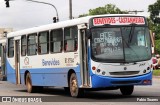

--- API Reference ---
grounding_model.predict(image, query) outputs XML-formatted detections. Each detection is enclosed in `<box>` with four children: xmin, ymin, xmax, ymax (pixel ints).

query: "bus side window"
<box><xmin>38</xmin><ymin>31</ymin><xmax>49</xmax><ymax>54</ymax></box>
<box><xmin>50</xmin><ymin>29</ymin><xmax>63</xmax><ymax>53</ymax></box>
<box><xmin>21</xmin><ymin>35</ymin><xmax>27</xmax><ymax>56</ymax></box>
<box><xmin>38</xmin><ymin>45</ymin><xmax>41</xmax><ymax>54</ymax></box>
<box><xmin>64</xmin><ymin>41</ymin><xmax>67</xmax><ymax>51</ymax></box>
<box><xmin>27</xmin><ymin>33</ymin><xmax>37</xmax><ymax>56</ymax></box>
<box><xmin>64</xmin><ymin>26</ymin><xmax>78</xmax><ymax>52</ymax></box>
<box><xmin>8</xmin><ymin>38</ymin><xmax>14</xmax><ymax>58</ymax></box>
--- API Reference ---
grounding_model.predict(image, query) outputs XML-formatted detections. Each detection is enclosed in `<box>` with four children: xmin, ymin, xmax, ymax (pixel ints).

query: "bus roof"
<box><xmin>7</xmin><ymin>14</ymin><xmax>145</xmax><ymax>38</ymax></box>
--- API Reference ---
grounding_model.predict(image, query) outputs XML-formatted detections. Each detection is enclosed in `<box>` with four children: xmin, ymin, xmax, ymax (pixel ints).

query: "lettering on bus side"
<box><xmin>65</xmin><ymin>58</ymin><xmax>75</xmax><ymax>66</ymax></box>
<box><xmin>65</xmin><ymin>58</ymin><xmax>74</xmax><ymax>63</ymax></box>
<box><xmin>42</xmin><ymin>58</ymin><xmax>60</xmax><ymax>66</ymax></box>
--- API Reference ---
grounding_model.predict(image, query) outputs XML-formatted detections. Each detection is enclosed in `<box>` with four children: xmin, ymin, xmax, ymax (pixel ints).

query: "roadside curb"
<box><xmin>153</xmin><ymin>76</ymin><xmax>160</xmax><ymax>78</ymax></box>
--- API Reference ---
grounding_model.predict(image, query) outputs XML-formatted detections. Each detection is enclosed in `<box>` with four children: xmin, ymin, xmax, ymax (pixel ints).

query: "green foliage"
<box><xmin>155</xmin><ymin>40</ymin><xmax>160</xmax><ymax>54</ymax></box>
<box><xmin>79</xmin><ymin>14</ymin><xmax>88</xmax><ymax>18</ymax></box>
<box><xmin>153</xmin><ymin>69</ymin><xmax>160</xmax><ymax>76</ymax></box>
<box><xmin>79</xmin><ymin>4</ymin><xmax>128</xmax><ymax>17</ymax></box>
<box><xmin>148</xmin><ymin>0</ymin><xmax>160</xmax><ymax>54</ymax></box>
<box><xmin>89</xmin><ymin>7</ymin><xmax>107</xmax><ymax>15</ymax></box>
<box><xmin>148</xmin><ymin>0</ymin><xmax>160</xmax><ymax>31</ymax></box>
<box><xmin>148</xmin><ymin>0</ymin><xmax>160</xmax><ymax>21</ymax></box>
<box><xmin>154</xmin><ymin>25</ymin><xmax>160</xmax><ymax>39</ymax></box>
<box><xmin>147</xmin><ymin>18</ymin><xmax>160</xmax><ymax>39</ymax></box>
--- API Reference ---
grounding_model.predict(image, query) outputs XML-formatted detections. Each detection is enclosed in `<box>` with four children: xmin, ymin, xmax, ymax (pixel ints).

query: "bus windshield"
<box><xmin>91</xmin><ymin>26</ymin><xmax>152</xmax><ymax>63</ymax></box>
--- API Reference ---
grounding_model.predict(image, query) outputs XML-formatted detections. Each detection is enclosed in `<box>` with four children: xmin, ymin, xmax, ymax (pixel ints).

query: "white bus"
<box><xmin>6</xmin><ymin>14</ymin><xmax>152</xmax><ymax>97</ymax></box>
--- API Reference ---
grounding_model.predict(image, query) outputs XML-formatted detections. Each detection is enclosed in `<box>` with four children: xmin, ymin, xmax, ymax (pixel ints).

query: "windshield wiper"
<box><xmin>121</xmin><ymin>25</ymin><xmax>141</xmax><ymax>62</ymax></box>
<box><xmin>128</xmin><ymin>23</ymin><xmax>137</xmax><ymax>43</ymax></box>
<box><xmin>121</xmin><ymin>35</ymin><xmax>141</xmax><ymax>62</ymax></box>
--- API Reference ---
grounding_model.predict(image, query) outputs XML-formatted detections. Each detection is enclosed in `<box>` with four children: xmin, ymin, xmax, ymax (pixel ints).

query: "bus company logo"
<box><xmin>24</xmin><ymin>57</ymin><xmax>29</xmax><ymax>65</ymax></box>
<box><xmin>42</xmin><ymin>58</ymin><xmax>60</xmax><ymax>66</ymax></box>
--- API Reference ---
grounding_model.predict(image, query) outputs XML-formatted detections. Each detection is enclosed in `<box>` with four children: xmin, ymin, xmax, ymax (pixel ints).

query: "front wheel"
<box><xmin>120</xmin><ymin>85</ymin><xmax>134</xmax><ymax>96</ymax></box>
<box><xmin>69</xmin><ymin>73</ymin><xmax>84</xmax><ymax>97</ymax></box>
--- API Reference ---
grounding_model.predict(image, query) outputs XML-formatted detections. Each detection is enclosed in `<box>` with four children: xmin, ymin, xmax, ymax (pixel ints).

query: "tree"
<box><xmin>155</xmin><ymin>40</ymin><xmax>160</xmax><ymax>54</ymax></box>
<box><xmin>79</xmin><ymin>4</ymin><xmax>128</xmax><ymax>17</ymax></box>
<box><xmin>148</xmin><ymin>0</ymin><xmax>160</xmax><ymax>41</ymax></box>
<box><xmin>148</xmin><ymin>0</ymin><xmax>160</xmax><ymax>23</ymax></box>
<box><xmin>79</xmin><ymin>14</ymin><xmax>88</xmax><ymax>18</ymax></box>
<box><xmin>148</xmin><ymin>0</ymin><xmax>160</xmax><ymax>54</ymax></box>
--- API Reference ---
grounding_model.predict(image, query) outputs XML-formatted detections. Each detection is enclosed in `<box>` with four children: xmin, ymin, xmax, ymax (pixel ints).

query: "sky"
<box><xmin>0</xmin><ymin>0</ymin><xmax>157</xmax><ymax>30</ymax></box>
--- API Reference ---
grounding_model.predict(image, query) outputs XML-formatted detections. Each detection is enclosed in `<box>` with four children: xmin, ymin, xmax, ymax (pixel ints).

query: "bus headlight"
<box><xmin>147</xmin><ymin>67</ymin><xmax>150</xmax><ymax>70</ymax></box>
<box><xmin>97</xmin><ymin>69</ymin><xmax>101</xmax><ymax>73</ymax></box>
<box><xmin>102</xmin><ymin>71</ymin><xmax>106</xmax><ymax>75</ymax></box>
<box><xmin>143</xmin><ymin>70</ymin><xmax>147</xmax><ymax>73</ymax></box>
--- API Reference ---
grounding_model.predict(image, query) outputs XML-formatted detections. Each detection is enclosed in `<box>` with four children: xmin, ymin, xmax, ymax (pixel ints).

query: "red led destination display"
<box><xmin>93</xmin><ymin>17</ymin><xmax>145</xmax><ymax>26</ymax></box>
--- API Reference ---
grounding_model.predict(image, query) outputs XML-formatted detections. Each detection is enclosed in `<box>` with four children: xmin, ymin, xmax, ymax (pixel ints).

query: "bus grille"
<box><xmin>109</xmin><ymin>71</ymin><xmax>140</xmax><ymax>76</ymax></box>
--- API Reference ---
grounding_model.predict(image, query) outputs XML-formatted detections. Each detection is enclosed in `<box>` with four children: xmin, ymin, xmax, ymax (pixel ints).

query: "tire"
<box><xmin>36</xmin><ymin>86</ymin><xmax>44</xmax><ymax>92</ymax></box>
<box><xmin>69</xmin><ymin>73</ymin><xmax>84</xmax><ymax>98</ymax></box>
<box><xmin>120</xmin><ymin>85</ymin><xmax>134</xmax><ymax>96</ymax></box>
<box><xmin>26</xmin><ymin>73</ymin><xmax>37</xmax><ymax>93</ymax></box>
<box><xmin>64</xmin><ymin>87</ymin><xmax>70</xmax><ymax>95</ymax></box>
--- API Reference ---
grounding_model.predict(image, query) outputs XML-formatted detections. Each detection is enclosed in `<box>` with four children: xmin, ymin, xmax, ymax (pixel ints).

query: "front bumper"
<box><xmin>91</xmin><ymin>72</ymin><xmax>152</xmax><ymax>88</ymax></box>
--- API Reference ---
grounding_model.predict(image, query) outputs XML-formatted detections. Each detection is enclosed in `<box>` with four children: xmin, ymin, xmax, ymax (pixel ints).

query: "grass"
<box><xmin>153</xmin><ymin>69</ymin><xmax>160</xmax><ymax>76</ymax></box>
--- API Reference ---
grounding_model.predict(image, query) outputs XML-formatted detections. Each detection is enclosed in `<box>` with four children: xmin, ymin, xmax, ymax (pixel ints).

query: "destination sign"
<box><xmin>93</xmin><ymin>17</ymin><xmax>145</xmax><ymax>26</ymax></box>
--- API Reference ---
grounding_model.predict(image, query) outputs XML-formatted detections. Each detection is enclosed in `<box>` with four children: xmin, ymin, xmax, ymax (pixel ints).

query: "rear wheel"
<box><xmin>69</xmin><ymin>73</ymin><xmax>84</xmax><ymax>97</ymax></box>
<box><xmin>120</xmin><ymin>85</ymin><xmax>134</xmax><ymax>96</ymax></box>
<box><xmin>26</xmin><ymin>73</ymin><xmax>37</xmax><ymax>93</ymax></box>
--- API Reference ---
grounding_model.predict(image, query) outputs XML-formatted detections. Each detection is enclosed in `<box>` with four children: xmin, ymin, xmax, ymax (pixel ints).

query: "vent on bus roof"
<box><xmin>109</xmin><ymin>71</ymin><xmax>140</xmax><ymax>76</ymax></box>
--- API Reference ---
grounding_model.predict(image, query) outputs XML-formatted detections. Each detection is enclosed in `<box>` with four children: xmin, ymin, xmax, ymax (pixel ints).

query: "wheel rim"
<box><xmin>70</xmin><ymin>77</ymin><xmax>78</xmax><ymax>95</ymax></box>
<box><xmin>26</xmin><ymin>76</ymin><xmax>32</xmax><ymax>92</ymax></box>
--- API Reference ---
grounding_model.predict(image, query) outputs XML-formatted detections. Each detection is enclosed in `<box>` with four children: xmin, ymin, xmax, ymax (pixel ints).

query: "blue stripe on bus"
<box><xmin>6</xmin><ymin>60</ymin><xmax>16</xmax><ymax>84</ymax></box>
<box><xmin>20</xmin><ymin>67</ymin><xmax>81</xmax><ymax>87</ymax></box>
<box><xmin>6</xmin><ymin>59</ymin><xmax>82</xmax><ymax>87</ymax></box>
<box><xmin>91</xmin><ymin>72</ymin><xmax>152</xmax><ymax>88</ymax></box>
<box><xmin>88</xmin><ymin>46</ymin><xmax>94</xmax><ymax>76</ymax></box>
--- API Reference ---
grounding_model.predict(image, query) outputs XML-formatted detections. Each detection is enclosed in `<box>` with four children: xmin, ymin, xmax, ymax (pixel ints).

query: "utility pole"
<box><xmin>69</xmin><ymin>0</ymin><xmax>72</xmax><ymax>19</ymax></box>
<box><xmin>128</xmin><ymin>10</ymin><xmax>144</xmax><ymax>14</ymax></box>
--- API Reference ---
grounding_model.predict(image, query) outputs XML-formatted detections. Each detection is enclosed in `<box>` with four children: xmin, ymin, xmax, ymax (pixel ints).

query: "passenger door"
<box><xmin>79</xmin><ymin>28</ymin><xmax>90</xmax><ymax>87</ymax></box>
<box><xmin>15</xmin><ymin>39</ymin><xmax>21</xmax><ymax>84</ymax></box>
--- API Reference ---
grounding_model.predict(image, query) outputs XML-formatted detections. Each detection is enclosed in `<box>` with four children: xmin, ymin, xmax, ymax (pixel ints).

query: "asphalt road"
<box><xmin>0</xmin><ymin>77</ymin><xmax>159</xmax><ymax>105</ymax></box>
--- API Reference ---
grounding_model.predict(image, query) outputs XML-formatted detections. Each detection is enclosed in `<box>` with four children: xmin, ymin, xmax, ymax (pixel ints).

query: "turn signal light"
<box><xmin>92</xmin><ymin>66</ymin><xmax>96</xmax><ymax>70</ymax></box>
<box><xmin>143</xmin><ymin>80</ymin><xmax>151</xmax><ymax>84</ymax></box>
